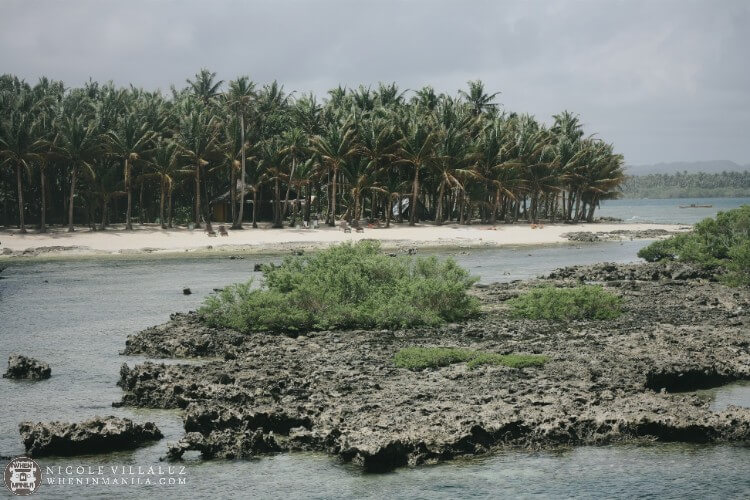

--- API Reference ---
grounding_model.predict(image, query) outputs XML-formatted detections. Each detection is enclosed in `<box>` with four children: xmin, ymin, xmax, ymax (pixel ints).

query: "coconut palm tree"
<box><xmin>55</xmin><ymin>114</ymin><xmax>101</xmax><ymax>231</ymax></box>
<box><xmin>147</xmin><ymin>138</ymin><xmax>182</xmax><ymax>228</ymax></box>
<box><xmin>224</xmin><ymin>76</ymin><xmax>255</xmax><ymax>228</ymax></box>
<box><xmin>0</xmin><ymin>92</ymin><xmax>43</xmax><ymax>233</ymax></box>
<box><xmin>175</xmin><ymin>102</ymin><xmax>219</xmax><ymax>228</ymax></box>
<box><xmin>459</xmin><ymin>80</ymin><xmax>501</xmax><ymax>116</ymax></box>
<box><xmin>105</xmin><ymin>111</ymin><xmax>155</xmax><ymax>229</ymax></box>
<box><xmin>396</xmin><ymin>114</ymin><xmax>438</xmax><ymax>226</ymax></box>
<box><xmin>310</xmin><ymin>119</ymin><xmax>357</xmax><ymax>225</ymax></box>
<box><xmin>187</xmin><ymin>68</ymin><xmax>224</xmax><ymax>106</ymax></box>
<box><xmin>280</xmin><ymin>127</ymin><xmax>307</xmax><ymax>219</ymax></box>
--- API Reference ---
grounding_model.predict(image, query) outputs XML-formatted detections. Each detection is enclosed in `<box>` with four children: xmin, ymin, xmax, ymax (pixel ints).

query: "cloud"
<box><xmin>1</xmin><ymin>0</ymin><xmax>748</xmax><ymax>165</ymax></box>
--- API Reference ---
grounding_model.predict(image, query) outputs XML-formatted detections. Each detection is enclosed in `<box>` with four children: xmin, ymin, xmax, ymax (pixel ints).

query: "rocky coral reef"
<box><xmin>3</xmin><ymin>355</ymin><xmax>51</xmax><ymax>380</ymax></box>
<box><xmin>117</xmin><ymin>262</ymin><xmax>750</xmax><ymax>471</ymax></box>
<box><xmin>19</xmin><ymin>416</ymin><xmax>163</xmax><ymax>457</ymax></box>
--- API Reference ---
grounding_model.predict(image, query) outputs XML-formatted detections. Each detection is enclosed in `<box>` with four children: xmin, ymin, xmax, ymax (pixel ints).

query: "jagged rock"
<box><xmin>117</xmin><ymin>262</ymin><xmax>750</xmax><ymax>471</ymax></box>
<box><xmin>167</xmin><ymin>429</ymin><xmax>280</xmax><ymax>460</ymax></box>
<box><xmin>3</xmin><ymin>355</ymin><xmax>51</xmax><ymax>380</ymax></box>
<box><xmin>563</xmin><ymin>231</ymin><xmax>600</xmax><ymax>242</ymax></box>
<box><xmin>545</xmin><ymin>261</ymin><xmax>714</xmax><ymax>282</ymax></box>
<box><xmin>19</xmin><ymin>416</ymin><xmax>162</xmax><ymax>457</ymax></box>
<box><xmin>562</xmin><ymin>228</ymin><xmax>677</xmax><ymax>242</ymax></box>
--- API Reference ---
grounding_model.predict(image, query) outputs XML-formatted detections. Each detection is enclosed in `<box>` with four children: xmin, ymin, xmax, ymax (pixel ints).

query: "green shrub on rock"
<box><xmin>638</xmin><ymin>205</ymin><xmax>750</xmax><ymax>285</ymax></box>
<box><xmin>393</xmin><ymin>347</ymin><xmax>548</xmax><ymax>371</ymax></box>
<box><xmin>506</xmin><ymin>285</ymin><xmax>623</xmax><ymax>320</ymax></box>
<box><xmin>199</xmin><ymin>241</ymin><xmax>480</xmax><ymax>333</ymax></box>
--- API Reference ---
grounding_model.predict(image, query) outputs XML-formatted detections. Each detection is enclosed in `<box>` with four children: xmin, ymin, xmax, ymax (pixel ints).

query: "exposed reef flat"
<box><xmin>117</xmin><ymin>262</ymin><xmax>750</xmax><ymax>471</ymax></box>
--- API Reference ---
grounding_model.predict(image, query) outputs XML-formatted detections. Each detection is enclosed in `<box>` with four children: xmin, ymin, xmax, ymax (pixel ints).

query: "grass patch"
<box><xmin>198</xmin><ymin>241</ymin><xmax>480</xmax><ymax>333</ymax></box>
<box><xmin>393</xmin><ymin>347</ymin><xmax>549</xmax><ymax>371</ymax></box>
<box><xmin>466</xmin><ymin>352</ymin><xmax>550</xmax><ymax>369</ymax></box>
<box><xmin>638</xmin><ymin>205</ymin><xmax>750</xmax><ymax>286</ymax></box>
<box><xmin>506</xmin><ymin>285</ymin><xmax>623</xmax><ymax>320</ymax></box>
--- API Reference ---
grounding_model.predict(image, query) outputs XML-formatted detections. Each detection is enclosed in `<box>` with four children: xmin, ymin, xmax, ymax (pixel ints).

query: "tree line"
<box><xmin>0</xmin><ymin>70</ymin><xmax>626</xmax><ymax>233</ymax></box>
<box><xmin>620</xmin><ymin>171</ymin><xmax>750</xmax><ymax>199</ymax></box>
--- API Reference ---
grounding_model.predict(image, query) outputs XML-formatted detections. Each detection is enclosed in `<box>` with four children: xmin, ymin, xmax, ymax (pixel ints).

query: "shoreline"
<box><xmin>0</xmin><ymin>222</ymin><xmax>689</xmax><ymax>261</ymax></box>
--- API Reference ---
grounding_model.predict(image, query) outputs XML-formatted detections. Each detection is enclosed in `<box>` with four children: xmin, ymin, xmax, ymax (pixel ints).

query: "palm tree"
<box><xmin>357</xmin><ymin>115</ymin><xmax>398</xmax><ymax>222</ymax></box>
<box><xmin>175</xmin><ymin>103</ymin><xmax>219</xmax><ymax>228</ymax></box>
<box><xmin>459</xmin><ymin>80</ymin><xmax>501</xmax><ymax>116</ymax></box>
<box><xmin>0</xmin><ymin>93</ymin><xmax>42</xmax><ymax>233</ymax></box>
<box><xmin>396</xmin><ymin>114</ymin><xmax>438</xmax><ymax>226</ymax></box>
<box><xmin>280</xmin><ymin>127</ymin><xmax>307</xmax><ymax>220</ymax></box>
<box><xmin>225</xmin><ymin>76</ymin><xmax>255</xmax><ymax>228</ymax></box>
<box><xmin>105</xmin><ymin>111</ymin><xmax>154</xmax><ymax>229</ymax></box>
<box><xmin>56</xmin><ymin>114</ymin><xmax>100</xmax><ymax>231</ymax></box>
<box><xmin>310</xmin><ymin>119</ymin><xmax>357</xmax><ymax>225</ymax></box>
<box><xmin>147</xmin><ymin>138</ymin><xmax>181</xmax><ymax>228</ymax></box>
<box><xmin>187</xmin><ymin>68</ymin><xmax>224</xmax><ymax>105</ymax></box>
<box><xmin>258</xmin><ymin>138</ymin><xmax>286</xmax><ymax>228</ymax></box>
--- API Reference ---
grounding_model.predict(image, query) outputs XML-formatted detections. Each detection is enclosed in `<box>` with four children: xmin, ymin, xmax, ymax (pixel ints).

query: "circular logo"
<box><xmin>3</xmin><ymin>457</ymin><xmax>42</xmax><ymax>496</ymax></box>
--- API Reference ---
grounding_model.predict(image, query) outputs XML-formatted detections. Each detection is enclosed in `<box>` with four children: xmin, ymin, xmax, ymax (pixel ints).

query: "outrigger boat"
<box><xmin>679</xmin><ymin>203</ymin><xmax>713</xmax><ymax>208</ymax></box>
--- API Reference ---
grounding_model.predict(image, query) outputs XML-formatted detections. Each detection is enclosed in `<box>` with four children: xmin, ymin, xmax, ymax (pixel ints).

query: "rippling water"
<box><xmin>1</xmin><ymin>242</ymin><xmax>749</xmax><ymax>499</ymax></box>
<box><xmin>598</xmin><ymin>197</ymin><xmax>750</xmax><ymax>225</ymax></box>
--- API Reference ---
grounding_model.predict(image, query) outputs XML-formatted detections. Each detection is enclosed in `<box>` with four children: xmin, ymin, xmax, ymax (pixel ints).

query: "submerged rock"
<box><xmin>19</xmin><ymin>416</ymin><xmax>163</xmax><ymax>457</ymax></box>
<box><xmin>3</xmin><ymin>355</ymin><xmax>51</xmax><ymax>380</ymax></box>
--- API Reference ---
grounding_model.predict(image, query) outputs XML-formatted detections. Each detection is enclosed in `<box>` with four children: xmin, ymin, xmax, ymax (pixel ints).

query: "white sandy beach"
<box><xmin>0</xmin><ymin>222</ymin><xmax>688</xmax><ymax>258</ymax></box>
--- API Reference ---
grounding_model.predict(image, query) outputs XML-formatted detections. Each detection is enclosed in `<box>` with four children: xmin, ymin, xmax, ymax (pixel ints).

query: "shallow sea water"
<box><xmin>1</xmin><ymin>239</ymin><xmax>749</xmax><ymax>498</ymax></box>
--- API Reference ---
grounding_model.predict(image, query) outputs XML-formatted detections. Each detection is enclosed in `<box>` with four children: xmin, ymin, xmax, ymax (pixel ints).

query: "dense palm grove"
<box><xmin>621</xmin><ymin>171</ymin><xmax>750</xmax><ymax>199</ymax></box>
<box><xmin>0</xmin><ymin>70</ymin><xmax>625</xmax><ymax>233</ymax></box>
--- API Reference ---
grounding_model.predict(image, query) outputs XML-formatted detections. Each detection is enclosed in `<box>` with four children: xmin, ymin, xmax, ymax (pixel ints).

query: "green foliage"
<box><xmin>199</xmin><ymin>241</ymin><xmax>480</xmax><ymax>333</ymax></box>
<box><xmin>621</xmin><ymin>171</ymin><xmax>750</xmax><ymax>199</ymax></box>
<box><xmin>638</xmin><ymin>205</ymin><xmax>750</xmax><ymax>285</ymax></box>
<box><xmin>506</xmin><ymin>285</ymin><xmax>623</xmax><ymax>320</ymax></box>
<box><xmin>393</xmin><ymin>347</ymin><xmax>548</xmax><ymax>371</ymax></box>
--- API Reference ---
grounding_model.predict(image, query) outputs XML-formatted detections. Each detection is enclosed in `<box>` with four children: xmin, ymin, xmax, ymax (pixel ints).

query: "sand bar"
<box><xmin>0</xmin><ymin>222</ymin><xmax>688</xmax><ymax>259</ymax></box>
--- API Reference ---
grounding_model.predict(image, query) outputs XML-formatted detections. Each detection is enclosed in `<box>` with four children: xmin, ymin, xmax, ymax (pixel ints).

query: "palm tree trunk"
<box><xmin>490</xmin><ymin>187</ymin><xmax>500</xmax><ymax>224</ymax></box>
<box><xmin>252</xmin><ymin>187</ymin><xmax>258</xmax><ymax>228</ymax></box>
<box><xmin>305</xmin><ymin>185</ymin><xmax>311</xmax><ymax>223</ymax></box>
<box><xmin>67</xmin><ymin>165</ymin><xmax>76</xmax><ymax>232</ymax></box>
<box><xmin>273</xmin><ymin>176</ymin><xmax>282</xmax><ymax>228</ymax></box>
<box><xmin>435</xmin><ymin>181</ymin><xmax>445</xmax><ymax>225</ymax></box>
<box><xmin>139</xmin><ymin>180</ymin><xmax>145</xmax><ymax>224</ymax></box>
<box><xmin>230</xmin><ymin>164</ymin><xmax>236</xmax><ymax>225</ymax></box>
<box><xmin>409</xmin><ymin>165</ymin><xmax>419</xmax><ymax>226</ymax></box>
<box><xmin>573</xmin><ymin>188</ymin><xmax>582</xmax><ymax>222</ymax></box>
<box><xmin>328</xmin><ymin>167</ymin><xmax>337</xmax><ymax>226</ymax></box>
<box><xmin>167</xmin><ymin>183</ymin><xmax>174</xmax><ymax>228</ymax></box>
<box><xmin>160</xmin><ymin>177</ymin><xmax>167</xmax><ymax>229</ymax></box>
<box><xmin>15</xmin><ymin>163</ymin><xmax>26</xmax><ymax>233</ymax></box>
<box><xmin>386</xmin><ymin>195</ymin><xmax>392</xmax><ymax>228</ymax></box>
<box><xmin>99</xmin><ymin>197</ymin><xmax>107</xmax><ymax>231</ymax></box>
<box><xmin>235</xmin><ymin>114</ymin><xmax>246</xmax><ymax>229</ymax></box>
<box><xmin>283</xmin><ymin>157</ymin><xmax>296</xmax><ymax>219</ymax></box>
<box><xmin>125</xmin><ymin>158</ymin><xmax>132</xmax><ymax>230</ymax></box>
<box><xmin>194</xmin><ymin>161</ymin><xmax>201</xmax><ymax>228</ymax></box>
<box><xmin>39</xmin><ymin>167</ymin><xmax>47</xmax><ymax>233</ymax></box>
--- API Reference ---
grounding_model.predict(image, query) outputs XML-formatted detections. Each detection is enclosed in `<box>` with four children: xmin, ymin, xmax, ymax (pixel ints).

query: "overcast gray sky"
<box><xmin>1</xmin><ymin>0</ymin><xmax>748</xmax><ymax>165</ymax></box>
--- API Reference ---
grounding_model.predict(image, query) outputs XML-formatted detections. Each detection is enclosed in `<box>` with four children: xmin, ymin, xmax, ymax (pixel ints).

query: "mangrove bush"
<box><xmin>199</xmin><ymin>241</ymin><xmax>480</xmax><ymax>332</ymax></box>
<box><xmin>638</xmin><ymin>205</ymin><xmax>750</xmax><ymax>285</ymax></box>
<box><xmin>393</xmin><ymin>347</ymin><xmax>548</xmax><ymax>371</ymax></box>
<box><xmin>506</xmin><ymin>285</ymin><xmax>623</xmax><ymax>320</ymax></box>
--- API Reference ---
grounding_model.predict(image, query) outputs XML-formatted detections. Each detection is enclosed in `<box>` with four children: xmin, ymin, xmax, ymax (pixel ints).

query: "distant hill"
<box><xmin>626</xmin><ymin>161</ymin><xmax>750</xmax><ymax>176</ymax></box>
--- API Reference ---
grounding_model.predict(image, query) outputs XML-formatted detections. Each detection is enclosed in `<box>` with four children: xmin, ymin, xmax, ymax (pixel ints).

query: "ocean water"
<box><xmin>598</xmin><ymin>197</ymin><xmax>750</xmax><ymax>225</ymax></box>
<box><xmin>1</xmin><ymin>243</ymin><xmax>749</xmax><ymax>499</ymax></box>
